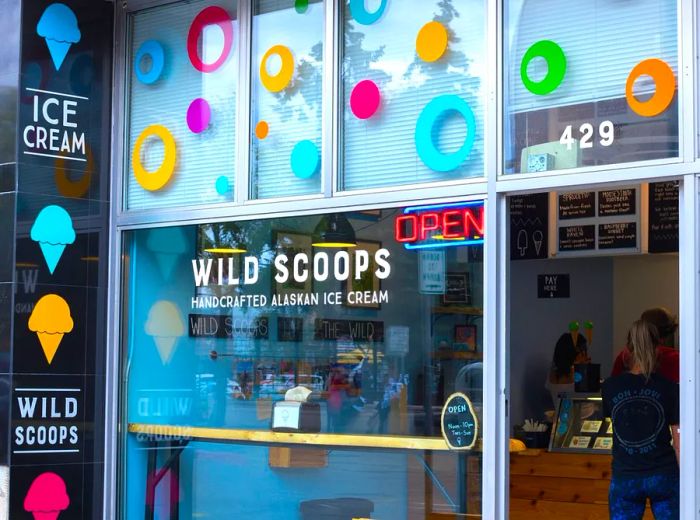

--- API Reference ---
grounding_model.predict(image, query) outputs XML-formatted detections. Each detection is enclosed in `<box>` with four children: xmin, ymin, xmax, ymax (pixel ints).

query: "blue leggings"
<box><xmin>609</xmin><ymin>473</ymin><xmax>680</xmax><ymax>520</ymax></box>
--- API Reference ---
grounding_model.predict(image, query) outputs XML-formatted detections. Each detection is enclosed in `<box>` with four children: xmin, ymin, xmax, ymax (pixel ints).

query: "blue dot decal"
<box><xmin>415</xmin><ymin>95</ymin><xmax>476</xmax><ymax>172</ymax></box>
<box><xmin>290</xmin><ymin>140</ymin><xmax>320</xmax><ymax>179</ymax></box>
<box><xmin>215</xmin><ymin>176</ymin><xmax>230</xmax><ymax>195</ymax></box>
<box><xmin>135</xmin><ymin>40</ymin><xmax>165</xmax><ymax>85</ymax></box>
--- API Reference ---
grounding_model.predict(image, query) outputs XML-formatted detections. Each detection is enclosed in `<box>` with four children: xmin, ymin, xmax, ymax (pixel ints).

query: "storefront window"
<box><xmin>120</xmin><ymin>204</ymin><xmax>485</xmax><ymax>517</ymax></box>
<box><xmin>126</xmin><ymin>0</ymin><xmax>238</xmax><ymax>210</ymax></box>
<box><xmin>340</xmin><ymin>0</ymin><xmax>486</xmax><ymax>191</ymax></box>
<box><xmin>250</xmin><ymin>0</ymin><xmax>323</xmax><ymax>199</ymax></box>
<box><xmin>505</xmin><ymin>0</ymin><xmax>678</xmax><ymax>174</ymax></box>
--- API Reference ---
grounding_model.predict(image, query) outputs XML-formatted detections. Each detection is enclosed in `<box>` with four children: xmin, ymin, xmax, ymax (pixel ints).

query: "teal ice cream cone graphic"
<box><xmin>31</xmin><ymin>206</ymin><xmax>76</xmax><ymax>274</ymax></box>
<box><xmin>37</xmin><ymin>3</ymin><xmax>81</xmax><ymax>71</ymax></box>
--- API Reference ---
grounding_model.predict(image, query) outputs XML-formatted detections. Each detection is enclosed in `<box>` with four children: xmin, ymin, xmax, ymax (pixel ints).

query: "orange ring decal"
<box><xmin>55</xmin><ymin>146</ymin><xmax>93</xmax><ymax>198</ymax></box>
<box><xmin>625</xmin><ymin>58</ymin><xmax>676</xmax><ymax>118</ymax></box>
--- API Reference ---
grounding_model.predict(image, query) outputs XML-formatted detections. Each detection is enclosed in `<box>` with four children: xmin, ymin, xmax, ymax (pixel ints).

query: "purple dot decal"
<box><xmin>350</xmin><ymin>79</ymin><xmax>381</xmax><ymax>119</ymax></box>
<box><xmin>187</xmin><ymin>98</ymin><xmax>211</xmax><ymax>133</ymax></box>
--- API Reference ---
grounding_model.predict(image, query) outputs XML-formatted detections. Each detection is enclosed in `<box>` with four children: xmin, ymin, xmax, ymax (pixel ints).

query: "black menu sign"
<box><xmin>314</xmin><ymin>319</ymin><xmax>384</xmax><ymax>342</ymax></box>
<box><xmin>188</xmin><ymin>314</ymin><xmax>269</xmax><ymax>339</ymax></box>
<box><xmin>441</xmin><ymin>393</ymin><xmax>478</xmax><ymax>450</ymax></box>
<box><xmin>278</xmin><ymin>317</ymin><xmax>303</xmax><ymax>342</ymax></box>
<box><xmin>559</xmin><ymin>225</ymin><xmax>595</xmax><ymax>251</ymax></box>
<box><xmin>510</xmin><ymin>193</ymin><xmax>549</xmax><ymax>260</ymax></box>
<box><xmin>648</xmin><ymin>182</ymin><xmax>679</xmax><ymax>253</ymax></box>
<box><xmin>537</xmin><ymin>274</ymin><xmax>571</xmax><ymax>299</ymax></box>
<box><xmin>598</xmin><ymin>189</ymin><xmax>636</xmax><ymax>216</ymax></box>
<box><xmin>559</xmin><ymin>192</ymin><xmax>595</xmax><ymax>220</ymax></box>
<box><xmin>598</xmin><ymin>223</ymin><xmax>637</xmax><ymax>250</ymax></box>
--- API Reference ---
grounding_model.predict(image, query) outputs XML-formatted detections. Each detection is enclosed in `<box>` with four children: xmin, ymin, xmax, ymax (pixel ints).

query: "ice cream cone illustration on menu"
<box><xmin>31</xmin><ymin>205</ymin><xmax>76</xmax><ymax>275</ymax></box>
<box><xmin>23</xmin><ymin>472</ymin><xmax>70</xmax><ymax>520</ymax></box>
<box><xmin>28</xmin><ymin>294</ymin><xmax>74</xmax><ymax>364</ymax></box>
<box><xmin>145</xmin><ymin>301</ymin><xmax>185</xmax><ymax>364</ymax></box>
<box><xmin>37</xmin><ymin>4</ymin><xmax>81</xmax><ymax>71</ymax></box>
<box><xmin>146</xmin><ymin>227</ymin><xmax>188</xmax><ymax>280</ymax></box>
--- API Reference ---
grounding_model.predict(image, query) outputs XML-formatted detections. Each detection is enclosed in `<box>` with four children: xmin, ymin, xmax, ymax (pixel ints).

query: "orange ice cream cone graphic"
<box><xmin>145</xmin><ymin>301</ymin><xmax>185</xmax><ymax>365</ymax></box>
<box><xmin>28</xmin><ymin>295</ymin><xmax>74</xmax><ymax>365</ymax></box>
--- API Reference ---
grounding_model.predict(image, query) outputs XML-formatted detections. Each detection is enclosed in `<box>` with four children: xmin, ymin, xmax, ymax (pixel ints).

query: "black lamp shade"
<box><xmin>312</xmin><ymin>214</ymin><xmax>357</xmax><ymax>247</ymax></box>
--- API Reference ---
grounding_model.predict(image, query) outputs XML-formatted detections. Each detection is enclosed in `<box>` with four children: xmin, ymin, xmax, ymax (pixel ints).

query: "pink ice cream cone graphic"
<box><xmin>37</xmin><ymin>4</ymin><xmax>81</xmax><ymax>71</ymax></box>
<box><xmin>23</xmin><ymin>472</ymin><xmax>70</xmax><ymax>520</ymax></box>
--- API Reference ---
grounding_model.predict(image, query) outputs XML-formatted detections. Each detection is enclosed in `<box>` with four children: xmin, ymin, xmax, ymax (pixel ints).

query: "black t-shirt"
<box><xmin>602</xmin><ymin>373</ymin><xmax>679</xmax><ymax>477</ymax></box>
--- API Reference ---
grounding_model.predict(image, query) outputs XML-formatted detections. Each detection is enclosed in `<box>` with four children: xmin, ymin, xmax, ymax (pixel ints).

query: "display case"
<box><xmin>549</xmin><ymin>393</ymin><xmax>613</xmax><ymax>454</ymax></box>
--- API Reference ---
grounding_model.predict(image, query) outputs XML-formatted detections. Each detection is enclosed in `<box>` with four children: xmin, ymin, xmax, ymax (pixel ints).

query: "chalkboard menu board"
<box><xmin>559</xmin><ymin>192</ymin><xmax>595</xmax><ymax>220</ymax></box>
<box><xmin>441</xmin><ymin>393</ymin><xmax>478</xmax><ymax>450</ymax></box>
<box><xmin>559</xmin><ymin>225</ymin><xmax>596</xmax><ymax>252</ymax></box>
<box><xmin>598</xmin><ymin>189</ymin><xmax>636</xmax><ymax>216</ymax></box>
<box><xmin>649</xmin><ymin>182</ymin><xmax>679</xmax><ymax>253</ymax></box>
<box><xmin>598</xmin><ymin>222</ymin><xmax>637</xmax><ymax>250</ymax></box>
<box><xmin>510</xmin><ymin>193</ymin><xmax>549</xmax><ymax>260</ymax></box>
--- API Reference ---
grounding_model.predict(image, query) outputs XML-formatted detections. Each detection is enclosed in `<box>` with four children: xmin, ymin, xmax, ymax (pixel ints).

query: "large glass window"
<box><xmin>250</xmin><ymin>0</ymin><xmax>323</xmax><ymax>199</ymax></box>
<box><xmin>341</xmin><ymin>0</ymin><xmax>486</xmax><ymax>191</ymax></box>
<box><xmin>126</xmin><ymin>0</ymin><xmax>238</xmax><ymax>210</ymax></box>
<box><xmin>505</xmin><ymin>0</ymin><xmax>678</xmax><ymax>174</ymax></box>
<box><xmin>120</xmin><ymin>204</ymin><xmax>485</xmax><ymax>518</ymax></box>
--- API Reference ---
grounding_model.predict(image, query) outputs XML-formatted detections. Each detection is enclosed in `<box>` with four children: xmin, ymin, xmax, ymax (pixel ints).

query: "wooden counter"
<box><xmin>510</xmin><ymin>449</ymin><xmax>653</xmax><ymax>519</ymax></box>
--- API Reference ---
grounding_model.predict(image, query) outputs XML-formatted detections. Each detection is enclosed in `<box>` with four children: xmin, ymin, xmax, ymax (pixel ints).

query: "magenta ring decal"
<box><xmin>187</xmin><ymin>6</ymin><xmax>234</xmax><ymax>73</ymax></box>
<box><xmin>187</xmin><ymin>98</ymin><xmax>211</xmax><ymax>133</ymax></box>
<box><xmin>350</xmin><ymin>79</ymin><xmax>381</xmax><ymax>119</ymax></box>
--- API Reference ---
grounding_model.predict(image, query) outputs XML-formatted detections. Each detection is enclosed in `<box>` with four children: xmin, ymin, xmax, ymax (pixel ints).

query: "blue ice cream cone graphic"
<box><xmin>37</xmin><ymin>3</ymin><xmax>81</xmax><ymax>71</ymax></box>
<box><xmin>31</xmin><ymin>205</ymin><xmax>76</xmax><ymax>274</ymax></box>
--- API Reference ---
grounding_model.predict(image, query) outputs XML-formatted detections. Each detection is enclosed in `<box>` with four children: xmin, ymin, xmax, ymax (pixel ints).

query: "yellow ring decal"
<box><xmin>55</xmin><ymin>145</ymin><xmax>93</xmax><ymax>198</ymax></box>
<box><xmin>260</xmin><ymin>45</ymin><xmax>294</xmax><ymax>93</ymax></box>
<box><xmin>132</xmin><ymin>124</ymin><xmax>177</xmax><ymax>192</ymax></box>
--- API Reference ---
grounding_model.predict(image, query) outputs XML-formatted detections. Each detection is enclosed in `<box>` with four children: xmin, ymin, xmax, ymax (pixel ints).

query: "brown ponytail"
<box><xmin>628</xmin><ymin>320</ymin><xmax>660</xmax><ymax>381</ymax></box>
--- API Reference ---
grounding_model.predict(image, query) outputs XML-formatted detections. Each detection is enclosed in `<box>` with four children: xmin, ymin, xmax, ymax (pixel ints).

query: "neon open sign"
<box><xmin>394</xmin><ymin>201</ymin><xmax>485</xmax><ymax>250</ymax></box>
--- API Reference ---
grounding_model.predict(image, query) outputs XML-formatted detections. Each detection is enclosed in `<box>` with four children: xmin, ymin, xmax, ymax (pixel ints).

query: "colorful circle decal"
<box><xmin>55</xmin><ymin>146</ymin><xmax>93</xmax><ymax>198</ymax></box>
<box><xmin>260</xmin><ymin>45</ymin><xmax>294</xmax><ymax>92</ymax></box>
<box><xmin>132</xmin><ymin>125</ymin><xmax>177</xmax><ymax>191</ymax></box>
<box><xmin>295</xmin><ymin>0</ymin><xmax>309</xmax><ymax>14</ymax></box>
<box><xmin>350</xmin><ymin>79</ymin><xmax>381</xmax><ymax>119</ymax></box>
<box><xmin>349</xmin><ymin>0</ymin><xmax>387</xmax><ymax>25</ymax></box>
<box><xmin>69</xmin><ymin>53</ymin><xmax>94</xmax><ymax>97</ymax></box>
<box><xmin>135</xmin><ymin>40</ymin><xmax>165</xmax><ymax>84</ymax></box>
<box><xmin>416</xmin><ymin>21</ymin><xmax>448</xmax><ymax>63</ymax></box>
<box><xmin>255</xmin><ymin>120</ymin><xmax>269</xmax><ymax>139</ymax></box>
<box><xmin>187</xmin><ymin>6</ymin><xmax>234</xmax><ymax>73</ymax></box>
<box><xmin>187</xmin><ymin>98</ymin><xmax>211</xmax><ymax>133</ymax></box>
<box><xmin>415</xmin><ymin>95</ymin><xmax>476</xmax><ymax>173</ymax></box>
<box><xmin>520</xmin><ymin>40</ymin><xmax>566</xmax><ymax>96</ymax></box>
<box><xmin>215</xmin><ymin>176</ymin><xmax>230</xmax><ymax>195</ymax></box>
<box><xmin>625</xmin><ymin>58</ymin><xmax>676</xmax><ymax>118</ymax></box>
<box><xmin>291</xmin><ymin>140</ymin><xmax>320</xmax><ymax>179</ymax></box>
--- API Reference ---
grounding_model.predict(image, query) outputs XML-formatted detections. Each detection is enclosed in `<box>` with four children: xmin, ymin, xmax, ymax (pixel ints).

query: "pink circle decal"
<box><xmin>187</xmin><ymin>98</ymin><xmax>211</xmax><ymax>133</ymax></box>
<box><xmin>187</xmin><ymin>6</ymin><xmax>234</xmax><ymax>73</ymax></box>
<box><xmin>350</xmin><ymin>79</ymin><xmax>381</xmax><ymax>119</ymax></box>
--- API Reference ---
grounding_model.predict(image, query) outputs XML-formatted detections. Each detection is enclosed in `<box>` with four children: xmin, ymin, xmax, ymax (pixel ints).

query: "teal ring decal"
<box><xmin>349</xmin><ymin>0</ymin><xmax>387</xmax><ymax>25</ymax></box>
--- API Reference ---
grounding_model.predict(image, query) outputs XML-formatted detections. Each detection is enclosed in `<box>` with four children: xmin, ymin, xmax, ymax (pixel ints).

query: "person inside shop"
<box><xmin>611</xmin><ymin>308</ymin><xmax>679</xmax><ymax>383</ymax></box>
<box><xmin>545</xmin><ymin>321</ymin><xmax>590</xmax><ymax>406</ymax></box>
<box><xmin>602</xmin><ymin>320</ymin><xmax>680</xmax><ymax>520</ymax></box>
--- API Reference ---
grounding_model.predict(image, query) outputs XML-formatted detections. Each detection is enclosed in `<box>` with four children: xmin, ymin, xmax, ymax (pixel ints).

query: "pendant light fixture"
<box><xmin>202</xmin><ymin>222</ymin><xmax>248</xmax><ymax>254</ymax></box>
<box><xmin>312</xmin><ymin>214</ymin><xmax>357</xmax><ymax>248</ymax></box>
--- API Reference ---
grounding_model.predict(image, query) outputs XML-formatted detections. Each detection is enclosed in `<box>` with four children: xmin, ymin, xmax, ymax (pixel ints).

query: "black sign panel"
<box><xmin>444</xmin><ymin>273</ymin><xmax>470</xmax><ymax>304</ymax></box>
<box><xmin>649</xmin><ymin>182</ymin><xmax>679</xmax><ymax>253</ymax></box>
<box><xmin>11</xmin><ymin>464</ymin><xmax>85</xmax><ymax>520</ymax></box>
<box><xmin>188</xmin><ymin>314</ymin><xmax>269</xmax><ymax>339</ymax></box>
<box><xmin>537</xmin><ymin>274</ymin><xmax>570</xmax><ymax>299</ymax></box>
<box><xmin>559</xmin><ymin>192</ymin><xmax>595</xmax><ymax>220</ymax></box>
<box><xmin>314</xmin><ymin>319</ymin><xmax>384</xmax><ymax>342</ymax></box>
<box><xmin>278</xmin><ymin>317</ymin><xmax>303</xmax><ymax>342</ymax></box>
<box><xmin>510</xmin><ymin>193</ymin><xmax>549</xmax><ymax>260</ymax></box>
<box><xmin>598</xmin><ymin>222</ymin><xmax>637</xmax><ymax>250</ymax></box>
<box><xmin>598</xmin><ymin>188</ymin><xmax>636</xmax><ymax>216</ymax></box>
<box><xmin>441</xmin><ymin>393</ymin><xmax>478</xmax><ymax>450</ymax></box>
<box><xmin>559</xmin><ymin>225</ymin><xmax>595</xmax><ymax>252</ymax></box>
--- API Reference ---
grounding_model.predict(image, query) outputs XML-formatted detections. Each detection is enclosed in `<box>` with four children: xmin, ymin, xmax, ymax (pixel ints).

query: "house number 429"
<box><xmin>560</xmin><ymin>121</ymin><xmax>614</xmax><ymax>150</ymax></box>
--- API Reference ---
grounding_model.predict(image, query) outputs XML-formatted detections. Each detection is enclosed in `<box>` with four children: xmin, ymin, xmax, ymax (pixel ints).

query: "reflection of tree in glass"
<box><xmin>273</xmin><ymin>41</ymin><xmax>322</xmax><ymax>123</ymax></box>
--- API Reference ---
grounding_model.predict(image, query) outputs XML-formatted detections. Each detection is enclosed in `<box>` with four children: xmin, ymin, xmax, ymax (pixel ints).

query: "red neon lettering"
<box><xmin>442</xmin><ymin>210</ymin><xmax>462</xmax><ymax>238</ymax></box>
<box><xmin>464</xmin><ymin>207</ymin><xmax>484</xmax><ymax>236</ymax></box>
<box><xmin>419</xmin><ymin>212</ymin><xmax>440</xmax><ymax>240</ymax></box>
<box><xmin>395</xmin><ymin>215</ymin><xmax>418</xmax><ymax>242</ymax></box>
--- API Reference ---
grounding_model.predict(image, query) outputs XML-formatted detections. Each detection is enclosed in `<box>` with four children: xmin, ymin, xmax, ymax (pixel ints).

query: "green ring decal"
<box><xmin>520</xmin><ymin>40</ymin><xmax>566</xmax><ymax>95</ymax></box>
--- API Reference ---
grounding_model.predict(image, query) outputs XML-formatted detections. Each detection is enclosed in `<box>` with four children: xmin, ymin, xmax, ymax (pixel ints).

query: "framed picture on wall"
<box><xmin>454</xmin><ymin>325</ymin><xmax>477</xmax><ymax>352</ymax></box>
<box><xmin>344</xmin><ymin>240</ymin><xmax>382</xmax><ymax>309</ymax></box>
<box><xmin>443</xmin><ymin>273</ymin><xmax>471</xmax><ymax>305</ymax></box>
<box><xmin>273</xmin><ymin>231</ymin><xmax>313</xmax><ymax>296</ymax></box>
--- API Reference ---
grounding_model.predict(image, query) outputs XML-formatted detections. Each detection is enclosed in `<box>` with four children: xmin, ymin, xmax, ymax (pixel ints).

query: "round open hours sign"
<box><xmin>441</xmin><ymin>392</ymin><xmax>479</xmax><ymax>450</ymax></box>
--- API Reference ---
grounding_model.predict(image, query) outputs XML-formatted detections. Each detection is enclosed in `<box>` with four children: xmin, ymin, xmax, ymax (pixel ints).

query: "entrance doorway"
<box><xmin>505</xmin><ymin>182</ymin><xmax>681</xmax><ymax>519</ymax></box>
